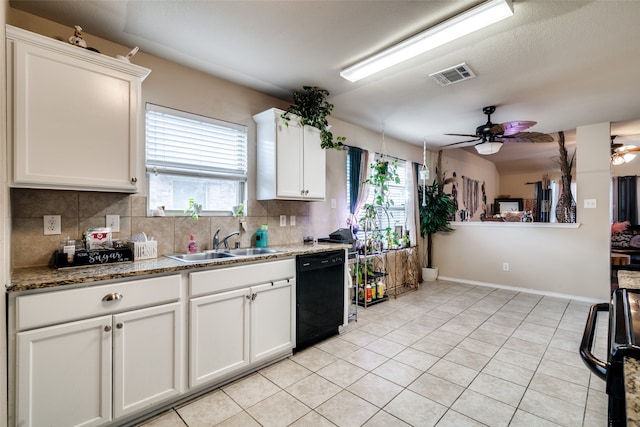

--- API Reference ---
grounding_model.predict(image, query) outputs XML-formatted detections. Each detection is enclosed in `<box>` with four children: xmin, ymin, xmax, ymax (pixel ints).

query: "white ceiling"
<box><xmin>10</xmin><ymin>0</ymin><xmax>640</xmax><ymax>174</ymax></box>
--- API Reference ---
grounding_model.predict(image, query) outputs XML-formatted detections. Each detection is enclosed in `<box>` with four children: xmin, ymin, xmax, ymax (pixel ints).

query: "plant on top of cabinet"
<box><xmin>280</xmin><ymin>86</ymin><xmax>346</xmax><ymax>150</ymax></box>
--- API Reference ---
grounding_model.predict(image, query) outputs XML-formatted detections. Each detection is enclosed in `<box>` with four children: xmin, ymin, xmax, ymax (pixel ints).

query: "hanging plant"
<box><xmin>281</xmin><ymin>86</ymin><xmax>346</xmax><ymax>150</ymax></box>
<box><xmin>360</xmin><ymin>158</ymin><xmax>401</xmax><ymax>249</ymax></box>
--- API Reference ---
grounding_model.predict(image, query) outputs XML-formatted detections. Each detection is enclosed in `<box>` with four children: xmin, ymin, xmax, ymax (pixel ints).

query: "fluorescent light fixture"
<box><xmin>340</xmin><ymin>0</ymin><xmax>514</xmax><ymax>82</ymax></box>
<box><xmin>474</xmin><ymin>141</ymin><xmax>503</xmax><ymax>155</ymax></box>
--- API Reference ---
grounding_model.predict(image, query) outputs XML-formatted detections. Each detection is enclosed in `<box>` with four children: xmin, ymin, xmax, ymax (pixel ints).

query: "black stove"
<box><xmin>581</xmin><ymin>288</ymin><xmax>640</xmax><ymax>425</ymax></box>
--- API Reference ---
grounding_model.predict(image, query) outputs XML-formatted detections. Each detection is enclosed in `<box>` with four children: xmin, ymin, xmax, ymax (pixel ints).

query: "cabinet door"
<box><xmin>275</xmin><ymin>117</ymin><xmax>304</xmax><ymax>198</ymax></box>
<box><xmin>11</xmin><ymin>39</ymin><xmax>139</xmax><ymax>191</ymax></box>
<box><xmin>113</xmin><ymin>302</ymin><xmax>183</xmax><ymax>419</ymax></box>
<box><xmin>189</xmin><ymin>288</ymin><xmax>250</xmax><ymax>387</ymax></box>
<box><xmin>16</xmin><ymin>316</ymin><xmax>112</xmax><ymax>427</ymax></box>
<box><xmin>250</xmin><ymin>279</ymin><xmax>295</xmax><ymax>364</ymax></box>
<box><xmin>302</xmin><ymin>125</ymin><xmax>326</xmax><ymax>200</ymax></box>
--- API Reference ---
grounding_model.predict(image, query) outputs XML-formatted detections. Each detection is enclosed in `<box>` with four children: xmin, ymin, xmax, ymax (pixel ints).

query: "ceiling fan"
<box><xmin>444</xmin><ymin>106</ymin><xmax>555</xmax><ymax>155</ymax></box>
<box><xmin>611</xmin><ymin>135</ymin><xmax>640</xmax><ymax>165</ymax></box>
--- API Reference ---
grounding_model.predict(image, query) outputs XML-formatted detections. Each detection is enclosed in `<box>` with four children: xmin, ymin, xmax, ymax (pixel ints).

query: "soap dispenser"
<box><xmin>188</xmin><ymin>234</ymin><xmax>197</xmax><ymax>253</ymax></box>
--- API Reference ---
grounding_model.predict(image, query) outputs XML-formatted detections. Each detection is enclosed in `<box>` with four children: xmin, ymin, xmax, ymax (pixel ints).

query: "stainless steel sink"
<box><xmin>165</xmin><ymin>251</ymin><xmax>237</xmax><ymax>263</ymax></box>
<box><xmin>226</xmin><ymin>248</ymin><xmax>282</xmax><ymax>256</ymax></box>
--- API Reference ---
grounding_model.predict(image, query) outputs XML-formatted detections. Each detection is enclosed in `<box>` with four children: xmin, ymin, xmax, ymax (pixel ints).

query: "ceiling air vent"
<box><xmin>429</xmin><ymin>63</ymin><xmax>476</xmax><ymax>86</ymax></box>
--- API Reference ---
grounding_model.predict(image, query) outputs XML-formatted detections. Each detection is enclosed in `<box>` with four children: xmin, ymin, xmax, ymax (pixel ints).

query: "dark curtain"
<box><xmin>348</xmin><ymin>146</ymin><xmax>363</xmax><ymax>215</ymax></box>
<box><xmin>618</xmin><ymin>176</ymin><xmax>638</xmax><ymax>224</ymax></box>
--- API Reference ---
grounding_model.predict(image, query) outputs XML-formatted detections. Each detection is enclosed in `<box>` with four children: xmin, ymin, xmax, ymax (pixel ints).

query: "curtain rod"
<box><xmin>341</xmin><ymin>143</ymin><xmax>406</xmax><ymax>163</ymax></box>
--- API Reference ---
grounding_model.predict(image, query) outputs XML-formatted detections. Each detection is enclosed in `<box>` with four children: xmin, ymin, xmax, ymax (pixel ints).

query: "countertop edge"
<box><xmin>8</xmin><ymin>243</ymin><xmax>351</xmax><ymax>293</ymax></box>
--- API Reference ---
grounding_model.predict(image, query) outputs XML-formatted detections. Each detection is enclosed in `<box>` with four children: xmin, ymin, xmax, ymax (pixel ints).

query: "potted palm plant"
<box><xmin>419</xmin><ymin>151</ymin><xmax>457</xmax><ymax>281</ymax></box>
<box><xmin>280</xmin><ymin>86</ymin><xmax>346</xmax><ymax>149</ymax></box>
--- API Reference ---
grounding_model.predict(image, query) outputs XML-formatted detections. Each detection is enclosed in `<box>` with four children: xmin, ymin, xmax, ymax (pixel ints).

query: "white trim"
<box><xmin>437</xmin><ymin>275</ymin><xmax>605</xmax><ymax>304</ymax></box>
<box><xmin>451</xmin><ymin>221</ymin><xmax>581</xmax><ymax>229</ymax></box>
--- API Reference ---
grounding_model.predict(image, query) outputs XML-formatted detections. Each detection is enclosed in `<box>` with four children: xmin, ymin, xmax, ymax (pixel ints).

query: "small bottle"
<box><xmin>365</xmin><ymin>283</ymin><xmax>372</xmax><ymax>302</ymax></box>
<box><xmin>377</xmin><ymin>280</ymin><xmax>385</xmax><ymax>299</ymax></box>
<box><xmin>188</xmin><ymin>234</ymin><xmax>197</xmax><ymax>253</ymax></box>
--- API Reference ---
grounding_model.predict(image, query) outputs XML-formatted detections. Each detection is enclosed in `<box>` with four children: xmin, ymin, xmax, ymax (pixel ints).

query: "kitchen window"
<box><xmin>346</xmin><ymin>151</ymin><xmax>407</xmax><ymax>240</ymax></box>
<box><xmin>145</xmin><ymin>104</ymin><xmax>247</xmax><ymax>216</ymax></box>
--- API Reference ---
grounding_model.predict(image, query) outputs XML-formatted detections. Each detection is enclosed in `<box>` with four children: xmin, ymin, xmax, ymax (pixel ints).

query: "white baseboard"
<box><xmin>437</xmin><ymin>275</ymin><xmax>606</xmax><ymax>304</ymax></box>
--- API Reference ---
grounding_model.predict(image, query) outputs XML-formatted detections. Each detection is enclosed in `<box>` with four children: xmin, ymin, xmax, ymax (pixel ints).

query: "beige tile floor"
<box><xmin>139</xmin><ymin>279</ymin><xmax>609</xmax><ymax>427</ymax></box>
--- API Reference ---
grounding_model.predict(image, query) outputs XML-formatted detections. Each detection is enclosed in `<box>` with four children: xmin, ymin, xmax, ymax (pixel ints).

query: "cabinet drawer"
<box><xmin>190</xmin><ymin>259</ymin><xmax>295</xmax><ymax>297</ymax></box>
<box><xmin>16</xmin><ymin>274</ymin><xmax>181</xmax><ymax>331</ymax></box>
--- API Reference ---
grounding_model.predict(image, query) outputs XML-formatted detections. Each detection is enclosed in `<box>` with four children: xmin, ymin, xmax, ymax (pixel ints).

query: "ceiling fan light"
<box><xmin>474</xmin><ymin>141</ymin><xmax>503</xmax><ymax>155</ymax></box>
<box><xmin>340</xmin><ymin>0</ymin><xmax>514</xmax><ymax>82</ymax></box>
<box><xmin>612</xmin><ymin>154</ymin><xmax>625</xmax><ymax>166</ymax></box>
<box><xmin>623</xmin><ymin>153</ymin><xmax>637</xmax><ymax>163</ymax></box>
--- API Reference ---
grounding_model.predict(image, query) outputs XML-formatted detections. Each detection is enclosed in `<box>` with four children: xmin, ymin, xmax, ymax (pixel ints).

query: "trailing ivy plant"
<box><xmin>280</xmin><ymin>86</ymin><xmax>346</xmax><ymax>150</ymax></box>
<box><xmin>360</xmin><ymin>158</ymin><xmax>401</xmax><ymax>249</ymax></box>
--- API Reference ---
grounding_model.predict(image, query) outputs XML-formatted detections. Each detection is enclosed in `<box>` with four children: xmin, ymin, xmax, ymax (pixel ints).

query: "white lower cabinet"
<box><xmin>190</xmin><ymin>288</ymin><xmax>250</xmax><ymax>387</ymax></box>
<box><xmin>13</xmin><ymin>275</ymin><xmax>183</xmax><ymax>427</ymax></box>
<box><xmin>17</xmin><ymin>316</ymin><xmax>112</xmax><ymax>427</ymax></box>
<box><xmin>189</xmin><ymin>259</ymin><xmax>296</xmax><ymax>388</ymax></box>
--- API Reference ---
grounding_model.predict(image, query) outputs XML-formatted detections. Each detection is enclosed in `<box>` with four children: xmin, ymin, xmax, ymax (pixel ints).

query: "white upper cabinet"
<box><xmin>6</xmin><ymin>25</ymin><xmax>151</xmax><ymax>192</ymax></box>
<box><xmin>253</xmin><ymin>108</ymin><xmax>326</xmax><ymax>200</ymax></box>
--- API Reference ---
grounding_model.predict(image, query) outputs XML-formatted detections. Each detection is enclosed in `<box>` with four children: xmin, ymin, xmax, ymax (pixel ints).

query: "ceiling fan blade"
<box><xmin>499</xmin><ymin>120</ymin><xmax>537</xmax><ymax>136</ymax></box>
<box><xmin>614</xmin><ymin>145</ymin><xmax>640</xmax><ymax>154</ymax></box>
<box><xmin>442</xmin><ymin>138</ymin><xmax>481</xmax><ymax>148</ymax></box>
<box><xmin>499</xmin><ymin>132</ymin><xmax>554</xmax><ymax>143</ymax></box>
<box><xmin>445</xmin><ymin>133</ymin><xmax>478</xmax><ymax>138</ymax></box>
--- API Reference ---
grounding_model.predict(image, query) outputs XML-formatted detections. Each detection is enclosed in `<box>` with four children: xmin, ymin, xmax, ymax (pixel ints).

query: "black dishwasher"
<box><xmin>295</xmin><ymin>250</ymin><xmax>345</xmax><ymax>351</ymax></box>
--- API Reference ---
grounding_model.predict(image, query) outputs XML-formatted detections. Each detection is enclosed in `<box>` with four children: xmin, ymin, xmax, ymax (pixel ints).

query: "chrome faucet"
<box><xmin>220</xmin><ymin>231</ymin><xmax>240</xmax><ymax>249</ymax></box>
<box><xmin>213</xmin><ymin>229</ymin><xmax>240</xmax><ymax>250</ymax></box>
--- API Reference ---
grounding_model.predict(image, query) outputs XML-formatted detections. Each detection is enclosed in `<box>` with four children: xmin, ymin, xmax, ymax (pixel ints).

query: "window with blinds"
<box><xmin>346</xmin><ymin>152</ymin><xmax>407</xmax><ymax>241</ymax></box>
<box><xmin>146</xmin><ymin>104</ymin><xmax>247</xmax><ymax>215</ymax></box>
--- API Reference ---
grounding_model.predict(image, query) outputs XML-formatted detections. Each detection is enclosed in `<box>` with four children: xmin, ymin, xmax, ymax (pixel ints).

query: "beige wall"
<box><xmin>499</xmin><ymin>171</ymin><xmax>563</xmax><ymax>201</ymax></box>
<box><xmin>434</xmin><ymin>123</ymin><xmax>612</xmax><ymax>301</ymax></box>
<box><xmin>438</xmin><ymin>149</ymin><xmax>500</xmax><ymax>221</ymax></box>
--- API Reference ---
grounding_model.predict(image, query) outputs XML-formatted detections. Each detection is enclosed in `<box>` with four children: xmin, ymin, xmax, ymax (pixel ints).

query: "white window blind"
<box><xmin>146</xmin><ymin>104</ymin><xmax>247</xmax><ymax>180</ymax></box>
<box><xmin>145</xmin><ymin>104</ymin><xmax>247</xmax><ymax>215</ymax></box>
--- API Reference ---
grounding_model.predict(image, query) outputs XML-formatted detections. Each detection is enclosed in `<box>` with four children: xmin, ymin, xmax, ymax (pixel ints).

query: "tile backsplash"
<box><xmin>10</xmin><ymin>188</ymin><xmax>313</xmax><ymax>268</ymax></box>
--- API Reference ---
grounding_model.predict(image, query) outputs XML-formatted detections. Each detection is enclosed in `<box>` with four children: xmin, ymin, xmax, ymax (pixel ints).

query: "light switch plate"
<box><xmin>290</xmin><ymin>215</ymin><xmax>296</xmax><ymax>226</ymax></box>
<box><xmin>106</xmin><ymin>215</ymin><xmax>120</xmax><ymax>232</ymax></box>
<box><xmin>584</xmin><ymin>199</ymin><xmax>597</xmax><ymax>209</ymax></box>
<box><xmin>280</xmin><ymin>215</ymin><xmax>287</xmax><ymax>227</ymax></box>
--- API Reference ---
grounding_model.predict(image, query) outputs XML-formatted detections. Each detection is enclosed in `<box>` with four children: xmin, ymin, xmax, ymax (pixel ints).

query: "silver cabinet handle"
<box><xmin>102</xmin><ymin>292</ymin><xmax>123</xmax><ymax>302</ymax></box>
<box><xmin>246</xmin><ymin>294</ymin><xmax>251</xmax><ymax>300</ymax></box>
<box><xmin>116</xmin><ymin>323</ymin><xmax>123</xmax><ymax>329</ymax></box>
<box><xmin>131</xmin><ymin>177</ymin><xmax>138</xmax><ymax>183</ymax></box>
<box><xmin>104</xmin><ymin>325</ymin><xmax>112</xmax><ymax>332</ymax></box>
<box><xmin>251</xmin><ymin>293</ymin><xmax>257</xmax><ymax>301</ymax></box>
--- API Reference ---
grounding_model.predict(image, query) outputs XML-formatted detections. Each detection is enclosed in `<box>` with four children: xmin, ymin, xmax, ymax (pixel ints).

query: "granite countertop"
<box><xmin>626</xmin><ymin>357</ymin><xmax>640</xmax><ymax>426</ymax></box>
<box><xmin>8</xmin><ymin>243</ymin><xmax>350</xmax><ymax>293</ymax></box>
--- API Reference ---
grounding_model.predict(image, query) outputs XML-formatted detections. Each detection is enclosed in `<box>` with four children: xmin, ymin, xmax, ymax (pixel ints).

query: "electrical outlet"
<box><xmin>43</xmin><ymin>215</ymin><xmax>61</xmax><ymax>235</ymax></box>
<box><xmin>503</xmin><ymin>262</ymin><xmax>510</xmax><ymax>272</ymax></box>
<box><xmin>290</xmin><ymin>215</ymin><xmax>296</xmax><ymax>226</ymax></box>
<box><xmin>280</xmin><ymin>215</ymin><xmax>287</xmax><ymax>227</ymax></box>
<box><xmin>106</xmin><ymin>215</ymin><xmax>120</xmax><ymax>232</ymax></box>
